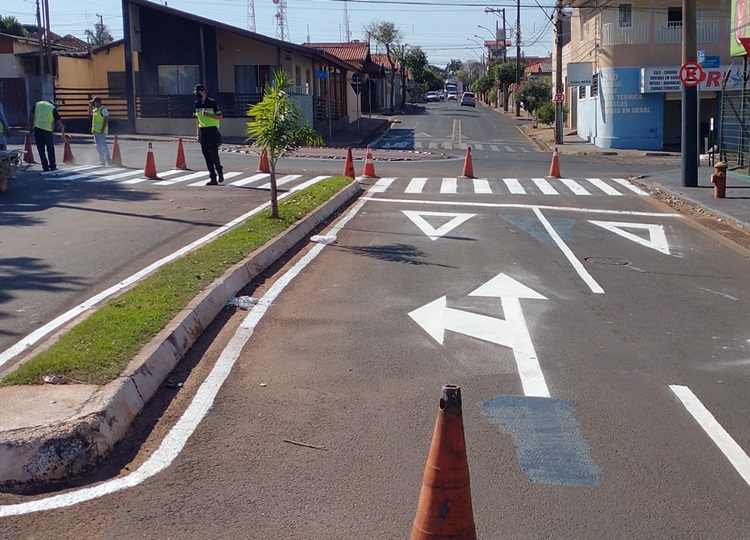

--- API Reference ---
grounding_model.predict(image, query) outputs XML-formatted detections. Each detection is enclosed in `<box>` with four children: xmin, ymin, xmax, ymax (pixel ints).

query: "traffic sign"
<box><xmin>554</xmin><ymin>92</ymin><xmax>564</xmax><ymax>104</ymax></box>
<box><xmin>679</xmin><ymin>61</ymin><xmax>704</xmax><ymax>87</ymax></box>
<box><xmin>352</xmin><ymin>72</ymin><xmax>363</xmax><ymax>84</ymax></box>
<box><xmin>350</xmin><ymin>82</ymin><xmax>361</xmax><ymax>95</ymax></box>
<box><xmin>700</xmin><ymin>55</ymin><xmax>720</xmax><ymax>69</ymax></box>
<box><xmin>514</xmin><ymin>83</ymin><xmax>522</xmax><ymax>92</ymax></box>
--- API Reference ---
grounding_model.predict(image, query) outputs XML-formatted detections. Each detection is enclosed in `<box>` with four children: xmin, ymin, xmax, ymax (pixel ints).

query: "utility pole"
<box><xmin>681</xmin><ymin>0</ymin><xmax>698</xmax><ymax>187</ymax></box>
<box><xmin>515</xmin><ymin>0</ymin><xmax>521</xmax><ymax>116</ymax></box>
<box><xmin>502</xmin><ymin>9</ymin><xmax>507</xmax><ymax>61</ymax></box>
<box><xmin>554</xmin><ymin>0</ymin><xmax>564</xmax><ymax>144</ymax></box>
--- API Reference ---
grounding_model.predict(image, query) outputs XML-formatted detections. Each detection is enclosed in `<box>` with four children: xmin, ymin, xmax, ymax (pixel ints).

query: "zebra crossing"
<box><xmin>365</xmin><ymin>176</ymin><xmax>649</xmax><ymax>197</ymax></box>
<box><xmin>377</xmin><ymin>140</ymin><xmax>540</xmax><ymax>152</ymax></box>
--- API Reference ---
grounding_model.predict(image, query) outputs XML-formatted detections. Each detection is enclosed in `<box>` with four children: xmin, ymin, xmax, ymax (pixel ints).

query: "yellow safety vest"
<box><xmin>92</xmin><ymin>106</ymin><xmax>108</xmax><ymax>134</ymax></box>
<box><xmin>34</xmin><ymin>101</ymin><xmax>55</xmax><ymax>132</ymax></box>
<box><xmin>196</xmin><ymin>104</ymin><xmax>220</xmax><ymax>129</ymax></box>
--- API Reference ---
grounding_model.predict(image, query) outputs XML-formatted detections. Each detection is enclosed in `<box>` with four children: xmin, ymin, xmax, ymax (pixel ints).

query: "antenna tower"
<box><xmin>343</xmin><ymin>0</ymin><xmax>351</xmax><ymax>41</ymax></box>
<box><xmin>273</xmin><ymin>0</ymin><xmax>289</xmax><ymax>42</ymax></box>
<box><xmin>247</xmin><ymin>0</ymin><xmax>256</xmax><ymax>32</ymax></box>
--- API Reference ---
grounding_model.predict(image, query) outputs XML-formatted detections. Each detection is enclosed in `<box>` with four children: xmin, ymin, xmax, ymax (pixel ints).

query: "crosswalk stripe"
<box><xmin>459</xmin><ymin>143</ymin><xmax>468</xmax><ymax>150</ymax></box>
<box><xmin>155</xmin><ymin>171</ymin><xmax>208</xmax><ymax>186</ymax></box>
<box><xmin>370</xmin><ymin>177</ymin><xmax>396</xmax><ymax>193</ymax></box>
<box><xmin>94</xmin><ymin>169</ymin><xmax>145</xmax><ymax>181</ymax></box>
<box><xmin>532</xmin><ymin>178</ymin><xmax>558</xmax><ymax>195</ymax></box>
<box><xmin>121</xmin><ymin>169</ymin><xmax>186</xmax><ymax>184</ymax></box>
<box><xmin>490</xmin><ymin>145</ymin><xmax>499</xmax><ymax>152</ymax></box>
<box><xmin>51</xmin><ymin>167</ymin><xmax>127</xmax><ymax>181</ymax></box>
<box><xmin>473</xmin><ymin>178</ymin><xmax>492</xmax><ymax>194</ymax></box>
<box><xmin>229</xmin><ymin>173</ymin><xmax>270</xmax><ymax>187</ymax></box>
<box><xmin>611</xmin><ymin>178</ymin><xmax>648</xmax><ymax>195</ymax></box>
<box><xmin>474</xmin><ymin>143</ymin><xmax>484</xmax><ymax>150</ymax></box>
<box><xmin>520</xmin><ymin>147</ymin><xmax>531</xmax><ymax>153</ymax></box>
<box><xmin>444</xmin><ymin>142</ymin><xmax>453</xmax><ymax>150</ymax></box>
<box><xmin>405</xmin><ymin>177</ymin><xmax>428</xmax><ymax>193</ymax></box>
<box><xmin>560</xmin><ymin>178</ymin><xmax>591</xmax><ymax>195</ymax></box>
<box><xmin>290</xmin><ymin>175</ymin><xmax>329</xmax><ymax>192</ymax></box>
<box><xmin>502</xmin><ymin>178</ymin><xmax>526</xmax><ymax>194</ymax></box>
<box><xmin>504</xmin><ymin>146</ymin><xmax>515</xmax><ymax>152</ymax></box>
<box><xmin>441</xmin><ymin>177</ymin><xmax>457</xmax><ymax>194</ymax></box>
<box><xmin>429</xmin><ymin>142</ymin><xmax>438</xmax><ymax>149</ymax></box>
<box><xmin>258</xmin><ymin>174</ymin><xmax>302</xmax><ymax>190</ymax></box>
<box><xmin>586</xmin><ymin>177</ymin><xmax>622</xmax><ymax>196</ymax></box>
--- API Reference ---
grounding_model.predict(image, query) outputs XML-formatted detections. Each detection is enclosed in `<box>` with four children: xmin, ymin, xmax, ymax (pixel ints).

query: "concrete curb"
<box><xmin>0</xmin><ymin>181</ymin><xmax>362</xmax><ymax>488</ymax></box>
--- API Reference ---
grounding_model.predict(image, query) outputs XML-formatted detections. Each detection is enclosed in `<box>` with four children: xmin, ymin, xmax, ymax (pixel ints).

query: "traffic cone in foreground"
<box><xmin>548</xmin><ymin>147</ymin><xmax>561</xmax><ymax>178</ymax></box>
<box><xmin>111</xmin><ymin>135</ymin><xmax>123</xmax><ymax>166</ymax></box>
<box><xmin>23</xmin><ymin>134</ymin><xmax>36</xmax><ymax>163</ymax></box>
<box><xmin>144</xmin><ymin>142</ymin><xmax>160</xmax><ymax>180</ymax></box>
<box><xmin>343</xmin><ymin>147</ymin><xmax>355</xmax><ymax>179</ymax></box>
<box><xmin>62</xmin><ymin>135</ymin><xmax>76</xmax><ymax>165</ymax></box>
<box><xmin>460</xmin><ymin>147</ymin><xmax>475</xmax><ymax>179</ymax></box>
<box><xmin>257</xmin><ymin>147</ymin><xmax>270</xmax><ymax>173</ymax></box>
<box><xmin>361</xmin><ymin>144</ymin><xmax>379</xmax><ymax>178</ymax></box>
<box><xmin>411</xmin><ymin>385</ymin><xmax>476</xmax><ymax>540</ymax></box>
<box><xmin>174</xmin><ymin>137</ymin><xmax>189</xmax><ymax>170</ymax></box>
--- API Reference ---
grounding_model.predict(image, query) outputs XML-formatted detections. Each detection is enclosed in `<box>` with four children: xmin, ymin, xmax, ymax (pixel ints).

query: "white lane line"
<box><xmin>0</xmin><ymin>191</ymin><xmax>369</xmax><ymax>518</ymax></box>
<box><xmin>473</xmin><ymin>178</ymin><xmax>492</xmax><ymax>194</ymax></box>
<box><xmin>369</xmin><ymin>177</ymin><xmax>396</xmax><ymax>193</ymax></box>
<box><xmin>229</xmin><ymin>173</ymin><xmax>270</xmax><ymax>187</ymax></box>
<box><xmin>586</xmin><ymin>178</ymin><xmax>622</xmax><ymax>196</ymax></box>
<box><xmin>670</xmin><ymin>385</ymin><xmax>750</xmax><ymax>488</ymax></box>
<box><xmin>154</xmin><ymin>171</ymin><xmax>208</xmax><ymax>186</ymax></box>
<box><xmin>490</xmin><ymin>145</ymin><xmax>499</xmax><ymax>152</ymax></box>
<box><xmin>612</xmin><ymin>177</ymin><xmax>649</xmax><ymax>195</ymax></box>
<box><xmin>560</xmin><ymin>178</ymin><xmax>592</xmax><ymax>196</ymax></box>
<box><xmin>257</xmin><ymin>174</ymin><xmax>302</xmax><ymax>190</ymax></box>
<box><xmin>405</xmin><ymin>177</ymin><xmax>428</xmax><ymax>194</ymax></box>
<box><xmin>532</xmin><ymin>178</ymin><xmax>559</xmax><ymax>195</ymax></box>
<box><xmin>503</xmin><ymin>178</ymin><xmax>526</xmax><ymax>194</ymax></box>
<box><xmin>533</xmin><ymin>206</ymin><xmax>605</xmax><ymax>294</ymax></box>
<box><xmin>441</xmin><ymin>177</ymin><xmax>457</xmax><ymax>194</ymax></box>
<box><xmin>501</xmin><ymin>296</ymin><xmax>550</xmax><ymax>398</ymax></box>
<box><xmin>0</xmin><ymin>181</ymin><xmax>323</xmax><ymax>370</ymax></box>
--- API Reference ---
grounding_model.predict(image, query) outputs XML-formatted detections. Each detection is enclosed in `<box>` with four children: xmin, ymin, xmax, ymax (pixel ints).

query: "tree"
<box><xmin>493</xmin><ymin>61</ymin><xmax>524</xmax><ymax>111</ymax></box>
<box><xmin>446</xmin><ymin>59</ymin><xmax>462</xmax><ymax>77</ymax></box>
<box><xmin>396</xmin><ymin>45</ymin><xmax>428</xmax><ymax>108</ymax></box>
<box><xmin>84</xmin><ymin>15</ymin><xmax>113</xmax><ymax>47</ymax></box>
<box><xmin>365</xmin><ymin>21</ymin><xmax>403</xmax><ymax>113</ymax></box>
<box><xmin>246</xmin><ymin>70</ymin><xmax>324</xmax><ymax>218</ymax></box>
<box><xmin>0</xmin><ymin>15</ymin><xmax>28</xmax><ymax>37</ymax></box>
<box><xmin>517</xmin><ymin>79</ymin><xmax>552</xmax><ymax>117</ymax></box>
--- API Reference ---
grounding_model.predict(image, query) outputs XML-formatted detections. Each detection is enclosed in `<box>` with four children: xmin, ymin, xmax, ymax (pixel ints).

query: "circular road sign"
<box><xmin>679</xmin><ymin>62</ymin><xmax>704</xmax><ymax>87</ymax></box>
<box><xmin>554</xmin><ymin>92</ymin><xmax>565</xmax><ymax>104</ymax></box>
<box><xmin>352</xmin><ymin>72</ymin><xmax>363</xmax><ymax>84</ymax></box>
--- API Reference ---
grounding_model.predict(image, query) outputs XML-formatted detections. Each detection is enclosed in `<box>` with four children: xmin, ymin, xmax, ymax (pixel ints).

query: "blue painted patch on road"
<box><xmin>479</xmin><ymin>396</ymin><xmax>600</xmax><ymax>486</ymax></box>
<box><xmin>502</xmin><ymin>216</ymin><xmax>574</xmax><ymax>248</ymax></box>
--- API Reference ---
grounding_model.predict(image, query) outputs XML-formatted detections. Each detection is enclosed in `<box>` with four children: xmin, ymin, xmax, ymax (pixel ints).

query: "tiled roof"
<box><xmin>525</xmin><ymin>60</ymin><xmax>553</xmax><ymax>74</ymax></box>
<box><xmin>371</xmin><ymin>53</ymin><xmax>392</xmax><ymax>68</ymax></box>
<box><xmin>53</xmin><ymin>34</ymin><xmax>90</xmax><ymax>51</ymax></box>
<box><xmin>303</xmin><ymin>41</ymin><xmax>370</xmax><ymax>62</ymax></box>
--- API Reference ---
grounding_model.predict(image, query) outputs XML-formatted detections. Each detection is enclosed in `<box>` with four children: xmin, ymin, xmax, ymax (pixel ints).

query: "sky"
<box><xmin>3</xmin><ymin>0</ymin><xmax>556</xmax><ymax>68</ymax></box>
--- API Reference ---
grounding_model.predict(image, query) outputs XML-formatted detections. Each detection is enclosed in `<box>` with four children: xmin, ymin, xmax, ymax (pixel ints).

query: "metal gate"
<box><xmin>719</xmin><ymin>59</ymin><xmax>750</xmax><ymax>169</ymax></box>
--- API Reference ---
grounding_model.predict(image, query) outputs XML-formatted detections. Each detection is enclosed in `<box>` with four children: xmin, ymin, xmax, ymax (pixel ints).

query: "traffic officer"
<box><xmin>90</xmin><ymin>96</ymin><xmax>112</xmax><ymax>166</ymax></box>
<box><xmin>193</xmin><ymin>84</ymin><xmax>224</xmax><ymax>185</ymax></box>
<box><xmin>28</xmin><ymin>99</ymin><xmax>65</xmax><ymax>172</ymax></box>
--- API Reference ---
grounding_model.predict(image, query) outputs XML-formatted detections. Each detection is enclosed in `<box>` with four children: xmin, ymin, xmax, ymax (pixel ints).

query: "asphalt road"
<box><xmin>2</xmin><ymin>106</ymin><xmax>749</xmax><ymax>538</ymax></box>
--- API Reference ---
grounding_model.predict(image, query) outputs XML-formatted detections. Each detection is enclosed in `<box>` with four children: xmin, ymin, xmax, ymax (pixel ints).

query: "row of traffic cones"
<box><xmin>341</xmin><ymin>145</ymin><xmax>380</xmax><ymax>180</ymax></box>
<box><xmin>142</xmin><ymin>138</ymin><xmax>191</xmax><ymax>180</ymax></box>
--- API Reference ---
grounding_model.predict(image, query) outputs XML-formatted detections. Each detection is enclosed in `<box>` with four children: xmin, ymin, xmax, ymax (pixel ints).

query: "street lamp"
<box><xmin>477</xmin><ymin>24</ymin><xmax>495</xmax><ymax>40</ymax></box>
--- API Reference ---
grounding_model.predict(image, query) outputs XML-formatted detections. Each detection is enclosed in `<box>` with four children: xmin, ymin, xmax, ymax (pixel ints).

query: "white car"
<box><xmin>447</xmin><ymin>91</ymin><xmax>457</xmax><ymax>101</ymax></box>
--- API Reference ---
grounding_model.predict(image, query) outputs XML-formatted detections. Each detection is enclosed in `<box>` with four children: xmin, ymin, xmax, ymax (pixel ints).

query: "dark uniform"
<box><xmin>193</xmin><ymin>85</ymin><xmax>224</xmax><ymax>185</ymax></box>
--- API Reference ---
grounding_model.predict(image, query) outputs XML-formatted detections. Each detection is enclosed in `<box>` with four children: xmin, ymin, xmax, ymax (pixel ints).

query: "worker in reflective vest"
<box><xmin>90</xmin><ymin>96</ymin><xmax>112</xmax><ymax>166</ymax></box>
<box><xmin>193</xmin><ymin>84</ymin><xmax>224</xmax><ymax>186</ymax></box>
<box><xmin>28</xmin><ymin>99</ymin><xmax>64</xmax><ymax>172</ymax></box>
<box><xmin>0</xmin><ymin>101</ymin><xmax>10</xmax><ymax>150</ymax></box>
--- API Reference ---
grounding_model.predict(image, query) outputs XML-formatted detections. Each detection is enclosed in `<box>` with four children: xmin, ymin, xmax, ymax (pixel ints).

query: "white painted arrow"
<box><xmin>589</xmin><ymin>220</ymin><xmax>670</xmax><ymax>255</ymax></box>
<box><xmin>403</xmin><ymin>210</ymin><xmax>474</xmax><ymax>241</ymax></box>
<box><xmin>409</xmin><ymin>273</ymin><xmax>550</xmax><ymax>397</ymax></box>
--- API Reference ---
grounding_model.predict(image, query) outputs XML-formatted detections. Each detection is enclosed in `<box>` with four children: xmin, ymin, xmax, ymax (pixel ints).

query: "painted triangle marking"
<box><xmin>415</xmin><ymin>132</ymin><xmax>433</xmax><ymax>138</ymax></box>
<box><xmin>589</xmin><ymin>221</ymin><xmax>670</xmax><ymax>255</ymax></box>
<box><xmin>469</xmin><ymin>273</ymin><xmax>547</xmax><ymax>300</ymax></box>
<box><xmin>402</xmin><ymin>210</ymin><xmax>474</xmax><ymax>241</ymax></box>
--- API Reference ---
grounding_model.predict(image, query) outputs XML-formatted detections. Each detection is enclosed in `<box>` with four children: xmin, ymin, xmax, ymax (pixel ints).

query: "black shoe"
<box><xmin>49</xmin><ymin>166</ymin><xmax>57</xmax><ymax>171</ymax></box>
<box><xmin>42</xmin><ymin>167</ymin><xmax>50</xmax><ymax>172</ymax></box>
<box><xmin>206</xmin><ymin>180</ymin><xmax>219</xmax><ymax>186</ymax></box>
<box><xmin>217</xmin><ymin>168</ymin><xmax>224</xmax><ymax>183</ymax></box>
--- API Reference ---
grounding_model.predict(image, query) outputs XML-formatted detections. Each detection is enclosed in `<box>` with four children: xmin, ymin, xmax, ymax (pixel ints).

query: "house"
<box><xmin>370</xmin><ymin>53</ymin><xmax>403</xmax><ymax>110</ymax></box>
<box><xmin>524</xmin><ymin>59</ymin><xmax>553</xmax><ymax>82</ymax></box>
<box><xmin>561</xmin><ymin>0</ymin><xmax>731</xmax><ymax>151</ymax></box>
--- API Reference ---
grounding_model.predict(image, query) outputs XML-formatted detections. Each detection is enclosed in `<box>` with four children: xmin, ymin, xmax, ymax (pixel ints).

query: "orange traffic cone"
<box><xmin>460</xmin><ymin>147</ymin><xmax>475</xmax><ymax>179</ymax></box>
<box><xmin>143</xmin><ymin>142</ymin><xmax>160</xmax><ymax>180</ymax></box>
<box><xmin>175</xmin><ymin>137</ymin><xmax>189</xmax><ymax>170</ymax></box>
<box><xmin>257</xmin><ymin>147</ymin><xmax>270</xmax><ymax>173</ymax></box>
<box><xmin>548</xmin><ymin>147</ymin><xmax>561</xmax><ymax>178</ymax></box>
<box><xmin>62</xmin><ymin>135</ymin><xmax>76</xmax><ymax>165</ymax></box>
<box><xmin>361</xmin><ymin>144</ymin><xmax>379</xmax><ymax>179</ymax></box>
<box><xmin>111</xmin><ymin>135</ymin><xmax>123</xmax><ymax>166</ymax></box>
<box><xmin>343</xmin><ymin>147</ymin><xmax>356</xmax><ymax>179</ymax></box>
<box><xmin>23</xmin><ymin>133</ymin><xmax>36</xmax><ymax>163</ymax></box>
<box><xmin>411</xmin><ymin>385</ymin><xmax>476</xmax><ymax>540</ymax></box>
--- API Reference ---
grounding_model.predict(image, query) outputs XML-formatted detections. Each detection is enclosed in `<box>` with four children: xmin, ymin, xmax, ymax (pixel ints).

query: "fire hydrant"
<box><xmin>711</xmin><ymin>161</ymin><xmax>728</xmax><ymax>199</ymax></box>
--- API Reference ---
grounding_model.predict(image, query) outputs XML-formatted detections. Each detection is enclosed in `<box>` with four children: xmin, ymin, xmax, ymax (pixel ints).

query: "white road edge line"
<box><xmin>670</xmin><ymin>385</ymin><xmax>750</xmax><ymax>488</ymax></box>
<box><xmin>0</xmin><ymin>177</ymin><xmax>327</xmax><ymax>369</ymax></box>
<box><xmin>0</xmin><ymin>181</ymin><xmax>360</xmax><ymax>517</ymax></box>
<box><xmin>532</xmin><ymin>206</ymin><xmax>605</xmax><ymax>294</ymax></box>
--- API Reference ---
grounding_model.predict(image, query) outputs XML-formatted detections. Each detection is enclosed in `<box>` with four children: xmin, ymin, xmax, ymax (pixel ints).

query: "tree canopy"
<box><xmin>365</xmin><ymin>20</ymin><xmax>403</xmax><ymax>112</ymax></box>
<box><xmin>84</xmin><ymin>16</ymin><xmax>114</xmax><ymax>47</ymax></box>
<box><xmin>0</xmin><ymin>15</ymin><xmax>28</xmax><ymax>37</ymax></box>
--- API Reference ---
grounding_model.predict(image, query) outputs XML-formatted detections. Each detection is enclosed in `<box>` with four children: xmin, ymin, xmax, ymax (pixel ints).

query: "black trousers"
<box><xmin>199</xmin><ymin>127</ymin><xmax>223</xmax><ymax>180</ymax></box>
<box><xmin>34</xmin><ymin>127</ymin><xmax>56</xmax><ymax>170</ymax></box>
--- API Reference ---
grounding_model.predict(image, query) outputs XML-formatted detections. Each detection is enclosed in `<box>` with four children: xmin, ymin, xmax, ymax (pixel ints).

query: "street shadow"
<box><xmin>339</xmin><ymin>243</ymin><xmax>456</xmax><ymax>267</ymax></box>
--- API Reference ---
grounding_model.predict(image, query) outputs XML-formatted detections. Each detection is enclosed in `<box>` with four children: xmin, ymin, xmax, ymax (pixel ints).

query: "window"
<box><xmin>234</xmin><ymin>64</ymin><xmax>276</xmax><ymax>94</ymax></box>
<box><xmin>667</xmin><ymin>7</ymin><xmax>682</xmax><ymax>27</ymax></box>
<box><xmin>618</xmin><ymin>4</ymin><xmax>632</xmax><ymax>28</ymax></box>
<box><xmin>157</xmin><ymin>65</ymin><xmax>199</xmax><ymax>95</ymax></box>
<box><xmin>295</xmin><ymin>65</ymin><xmax>302</xmax><ymax>87</ymax></box>
<box><xmin>591</xmin><ymin>73</ymin><xmax>598</xmax><ymax>99</ymax></box>
<box><xmin>579</xmin><ymin>85</ymin><xmax>586</xmax><ymax>100</ymax></box>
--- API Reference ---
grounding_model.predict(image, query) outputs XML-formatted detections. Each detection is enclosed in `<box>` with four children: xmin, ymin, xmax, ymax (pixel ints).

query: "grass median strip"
<box><xmin>2</xmin><ymin>176</ymin><xmax>352</xmax><ymax>387</ymax></box>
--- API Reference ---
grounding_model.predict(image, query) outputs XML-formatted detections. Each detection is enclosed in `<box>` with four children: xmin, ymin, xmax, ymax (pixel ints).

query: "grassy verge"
<box><xmin>2</xmin><ymin>177</ymin><xmax>353</xmax><ymax>386</ymax></box>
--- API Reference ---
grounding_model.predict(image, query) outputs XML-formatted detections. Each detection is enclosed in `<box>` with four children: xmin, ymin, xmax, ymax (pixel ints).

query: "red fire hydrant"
<box><xmin>711</xmin><ymin>161</ymin><xmax>728</xmax><ymax>199</ymax></box>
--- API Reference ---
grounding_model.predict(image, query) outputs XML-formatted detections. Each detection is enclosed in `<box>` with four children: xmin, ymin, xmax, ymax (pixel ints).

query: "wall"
<box><xmin>217</xmin><ymin>30</ymin><xmax>277</xmax><ymax>94</ymax></box>
<box><xmin>56</xmin><ymin>43</ymin><xmax>133</xmax><ymax>89</ymax></box>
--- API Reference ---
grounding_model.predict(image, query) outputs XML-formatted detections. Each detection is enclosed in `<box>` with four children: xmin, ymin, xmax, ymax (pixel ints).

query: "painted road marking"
<box><xmin>503</xmin><ymin>178</ymin><xmax>526</xmax><ymax>194</ymax></box>
<box><xmin>532</xmin><ymin>178</ymin><xmax>559</xmax><ymax>195</ymax></box>
<box><xmin>98</xmin><ymin>169</ymin><xmax>149</xmax><ymax>181</ymax></box>
<box><xmin>491</xmin><ymin>145</ymin><xmax>499</xmax><ymax>152</ymax></box>
<box><xmin>586</xmin><ymin>177</ymin><xmax>622</xmax><ymax>196</ymax></box>
<box><xmin>612</xmin><ymin>177</ymin><xmax>649</xmax><ymax>195</ymax></box>
<box><xmin>258</xmin><ymin>174</ymin><xmax>302</xmax><ymax>190</ymax></box>
<box><xmin>560</xmin><ymin>178</ymin><xmax>591</xmax><ymax>196</ymax></box>
<box><xmin>475</xmin><ymin>143</ymin><xmax>484</xmax><ymax>150</ymax></box>
<box><xmin>402</xmin><ymin>210</ymin><xmax>474</xmax><ymax>240</ymax></box>
<box><xmin>505</xmin><ymin>145</ymin><xmax>515</xmax><ymax>152</ymax></box>
<box><xmin>369</xmin><ymin>177</ymin><xmax>396</xmax><ymax>193</ymax></box>
<box><xmin>121</xmin><ymin>169</ymin><xmax>185</xmax><ymax>185</ymax></box>
<box><xmin>473</xmin><ymin>178</ymin><xmax>492</xmax><ymax>194</ymax></box>
<box><xmin>154</xmin><ymin>171</ymin><xmax>208</xmax><ymax>186</ymax></box>
<box><xmin>441</xmin><ymin>177</ymin><xmax>458</xmax><ymax>194</ymax></box>
<box><xmin>50</xmin><ymin>167</ymin><xmax>128</xmax><ymax>181</ymax></box>
<box><xmin>229</xmin><ymin>173</ymin><xmax>270</xmax><ymax>187</ymax></box>
<box><xmin>670</xmin><ymin>385</ymin><xmax>750</xmax><ymax>488</ymax></box>
<box><xmin>0</xmin><ymin>180</ymin><xmax>367</xmax><ymax>517</ymax></box>
<box><xmin>405</xmin><ymin>177</ymin><xmax>428</xmax><ymax>194</ymax></box>
<box><xmin>590</xmin><ymin>221</ymin><xmax>671</xmax><ymax>255</ymax></box>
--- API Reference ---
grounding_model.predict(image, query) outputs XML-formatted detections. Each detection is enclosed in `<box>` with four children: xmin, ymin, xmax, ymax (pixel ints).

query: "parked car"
<box><xmin>447</xmin><ymin>91</ymin><xmax>458</xmax><ymax>101</ymax></box>
<box><xmin>425</xmin><ymin>91</ymin><xmax>440</xmax><ymax>102</ymax></box>
<box><xmin>460</xmin><ymin>91</ymin><xmax>476</xmax><ymax>107</ymax></box>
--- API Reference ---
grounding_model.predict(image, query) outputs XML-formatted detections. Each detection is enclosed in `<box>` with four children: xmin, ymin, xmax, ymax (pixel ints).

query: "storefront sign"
<box><xmin>567</xmin><ymin>62</ymin><xmax>593</xmax><ymax>86</ymax></box>
<box><xmin>641</xmin><ymin>65</ymin><xmax>747</xmax><ymax>92</ymax></box>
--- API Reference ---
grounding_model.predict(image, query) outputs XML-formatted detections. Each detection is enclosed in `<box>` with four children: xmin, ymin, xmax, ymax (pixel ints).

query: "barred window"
<box><xmin>618</xmin><ymin>4</ymin><xmax>632</xmax><ymax>28</ymax></box>
<box><xmin>591</xmin><ymin>73</ymin><xmax>598</xmax><ymax>99</ymax></box>
<box><xmin>579</xmin><ymin>85</ymin><xmax>586</xmax><ymax>100</ymax></box>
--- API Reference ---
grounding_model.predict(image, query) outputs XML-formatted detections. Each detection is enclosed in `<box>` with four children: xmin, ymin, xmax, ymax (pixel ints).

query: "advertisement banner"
<box><xmin>641</xmin><ymin>65</ymin><xmax>749</xmax><ymax>92</ymax></box>
<box><xmin>731</xmin><ymin>0</ymin><xmax>750</xmax><ymax>56</ymax></box>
